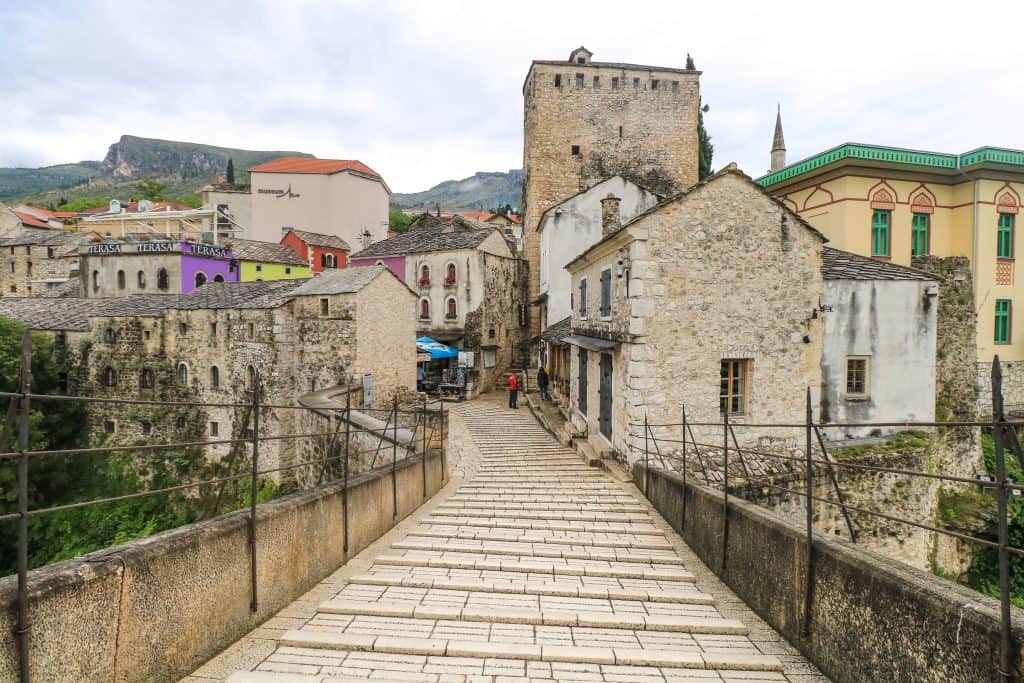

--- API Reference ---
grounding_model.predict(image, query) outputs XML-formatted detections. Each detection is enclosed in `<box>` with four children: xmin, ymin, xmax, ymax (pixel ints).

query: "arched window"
<box><xmin>419</xmin><ymin>264</ymin><xmax>431</xmax><ymax>285</ymax></box>
<box><xmin>419</xmin><ymin>298</ymin><xmax>431</xmax><ymax>319</ymax></box>
<box><xmin>117</xmin><ymin>270</ymin><xmax>126</xmax><ymax>289</ymax></box>
<box><xmin>137</xmin><ymin>270</ymin><xmax>146</xmax><ymax>288</ymax></box>
<box><xmin>104</xmin><ymin>327</ymin><xmax>115</xmax><ymax>343</ymax></box>
<box><xmin>213</xmin><ymin>273</ymin><xmax>224</xmax><ymax>283</ymax></box>
<box><xmin>102</xmin><ymin>367</ymin><xmax>117</xmax><ymax>387</ymax></box>
<box><xmin>195</xmin><ymin>272</ymin><xmax>207</xmax><ymax>288</ymax></box>
<box><xmin>445</xmin><ymin>262</ymin><xmax>457</xmax><ymax>285</ymax></box>
<box><xmin>445</xmin><ymin>296</ymin><xmax>458</xmax><ymax>319</ymax></box>
<box><xmin>139</xmin><ymin>367</ymin><xmax>155</xmax><ymax>388</ymax></box>
<box><xmin>92</xmin><ymin>270</ymin><xmax>100</xmax><ymax>292</ymax></box>
<box><xmin>157</xmin><ymin>268</ymin><xmax>169</xmax><ymax>291</ymax></box>
<box><xmin>177</xmin><ymin>362</ymin><xmax>188</xmax><ymax>386</ymax></box>
<box><xmin>321</xmin><ymin>253</ymin><xmax>336</xmax><ymax>269</ymax></box>
<box><xmin>210</xmin><ymin>365</ymin><xmax>220</xmax><ymax>389</ymax></box>
<box><xmin>375</xmin><ymin>260</ymin><xmax>385</xmax><ymax>266</ymax></box>
<box><xmin>246</xmin><ymin>365</ymin><xmax>258</xmax><ymax>392</ymax></box>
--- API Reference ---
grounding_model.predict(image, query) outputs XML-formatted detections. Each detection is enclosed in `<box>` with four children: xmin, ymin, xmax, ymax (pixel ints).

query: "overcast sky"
<box><xmin>3</xmin><ymin>0</ymin><xmax>1023</xmax><ymax>193</ymax></box>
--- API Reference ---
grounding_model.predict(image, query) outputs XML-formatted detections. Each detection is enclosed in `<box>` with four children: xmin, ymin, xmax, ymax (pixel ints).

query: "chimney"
<box><xmin>600</xmin><ymin>193</ymin><xmax>621</xmax><ymax>237</ymax></box>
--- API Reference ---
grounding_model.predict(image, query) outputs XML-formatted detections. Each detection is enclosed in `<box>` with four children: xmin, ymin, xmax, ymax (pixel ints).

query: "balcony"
<box><xmin>444</xmin><ymin>277</ymin><xmax>457</xmax><ymax>287</ymax></box>
<box><xmin>418</xmin><ymin>278</ymin><xmax>431</xmax><ymax>287</ymax></box>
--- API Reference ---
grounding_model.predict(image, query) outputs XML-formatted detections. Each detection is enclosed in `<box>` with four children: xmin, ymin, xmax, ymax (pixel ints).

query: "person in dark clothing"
<box><xmin>507</xmin><ymin>372</ymin><xmax>519</xmax><ymax>408</ymax></box>
<box><xmin>537</xmin><ymin>367</ymin><xmax>550</xmax><ymax>400</ymax></box>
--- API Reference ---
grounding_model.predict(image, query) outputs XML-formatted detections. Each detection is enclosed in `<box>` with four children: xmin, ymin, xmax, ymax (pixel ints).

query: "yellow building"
<box><xmin>759</xmin><ymin>141</ymin><xmax>1024</xmax><ymax>409</ymax></box>
<box><xmin>229</xmin><ymin>239</ymin><xmax>311</xmax><ymax>281</ymax></box>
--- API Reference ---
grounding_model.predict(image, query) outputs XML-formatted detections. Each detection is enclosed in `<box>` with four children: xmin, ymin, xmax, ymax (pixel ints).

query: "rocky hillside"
<box><xmin>393</xmin><ymin>170</ymin><xmax>522</xmax><ymax>211</ymax></box>
<box><xmin>0</xmin><ymin>135</ymin><xmax>311</xmax><ymax>205</ymax></box>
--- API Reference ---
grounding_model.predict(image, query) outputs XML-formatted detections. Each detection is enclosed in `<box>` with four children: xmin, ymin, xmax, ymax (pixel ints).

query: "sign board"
<box><xmin>458</xmin><ymin>351</ymin><xmax>475</xmax><ymax>368</ymax></box>
<box><xmin>362</xmin><ymin>373</ymin><xmax>373</xmax><ymax>407</ymax></box>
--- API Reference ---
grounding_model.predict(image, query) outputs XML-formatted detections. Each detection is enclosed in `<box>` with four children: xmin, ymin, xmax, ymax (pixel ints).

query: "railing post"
<box><xmin>16</xmin><ymin>330</ymin><xmax>31</xmax><ymax>683</ymax></box>
<box><xmin>392</xmin><ymin>394</ymin><xmax>398</xmax><ymax>520</ymax></box>
<box><xmin>249</xmin><ymin>370</ymin><xmax>260</xmax><ymax>613</ymax></box>
<box><xmin>722</xmin><ymin>408</ymin><xmax>729</xmax><ymax>572</ymax></box>
<box><xmin>803</xmin><ymin>387</ymin><xmax>814</xmax><ymax>636</ymax></box>
<box><xmin>681</xmin><ymin>406</ymin><xmax>687</xmax><ymax>531</ymax></box>
<box><xmin>440</xmin><ymin>399</ymin><xmax>446</xmax><ymax>482</ymax></box>
<box><xmin>343</xmin><ymin>384</ymin><xmax>351</xmax><ymax>556</ymax></box>
<box><xmin>992</xmin><ymin>356</ymin><xmax>1014</xmax><ymax>681</ymax></box>
<box><xmin>643</xmin><ymin>413</ymin><xmax>649</xmax><ymax>496</ymax></box>
<box><xmin>422</xmin><ymin>392</ymin><xmax>428</xmax><ymax>499</ymax></box>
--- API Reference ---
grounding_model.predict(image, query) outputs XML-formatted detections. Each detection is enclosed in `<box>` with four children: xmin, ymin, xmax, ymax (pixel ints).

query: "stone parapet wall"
<box><xmin>638</xmin><ymin>463</ymin><xmax>1024</xmax><ymax>682</ymax></box>
<box><xmin>0</xmin><ymin>448</ymin><xmax>448</xmax><ymax>682</ymax></box>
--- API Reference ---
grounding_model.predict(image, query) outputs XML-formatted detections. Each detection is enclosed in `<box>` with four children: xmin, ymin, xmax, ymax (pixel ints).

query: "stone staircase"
<box><xmin>225</xmin><ymin>399</ymin><xmax>787</xmax><ymax>682</ymax></box>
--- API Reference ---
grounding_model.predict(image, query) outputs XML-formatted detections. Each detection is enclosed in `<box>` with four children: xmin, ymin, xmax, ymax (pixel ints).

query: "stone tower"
<box><xmin>521</xmin><ymin>47</ymin><xmax>701</xmax><ymax>344</ymax></box>
<box><xmin>770</xmin><ymin>105</ymin><xmax>787</xmax><ymax>172</ymax></box>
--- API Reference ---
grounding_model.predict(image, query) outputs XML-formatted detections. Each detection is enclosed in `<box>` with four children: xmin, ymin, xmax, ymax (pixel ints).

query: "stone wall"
<box><xmin>522</xmin><ymin>57</ymin><xmax>700</xmax><ymax>343</ymax></box>
<box><xmin>638</xmin><ymin>462</ymin><xmax>1024</xmax><ymax>682</ymax></box>
<box><xmin>911</xmin><ymin>255</ymin><xmax>979</xmax><ymax>419</ymax></box>
<box><xmin>0</xmin><ymin>448</ymin><xmax>448</xmax><ymax>683</ymax></box>
<box><xmin>0</xmin><ymin>244</ymin><xmax>77</xmax><ymax>297</ymax></box>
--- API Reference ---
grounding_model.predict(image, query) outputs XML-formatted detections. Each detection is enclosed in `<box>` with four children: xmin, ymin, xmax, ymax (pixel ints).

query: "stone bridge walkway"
<box><xmin>188</xmin><ymin>394</ymin><xmax>825</xmax><ymax>683</ymax></box>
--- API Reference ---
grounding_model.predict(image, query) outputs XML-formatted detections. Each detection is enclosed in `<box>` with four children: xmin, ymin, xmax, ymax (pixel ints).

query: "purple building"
<box><xmin>78</xmin><ymin>239</ymin><xmax>239</xmax><ymax>298</ymax></box>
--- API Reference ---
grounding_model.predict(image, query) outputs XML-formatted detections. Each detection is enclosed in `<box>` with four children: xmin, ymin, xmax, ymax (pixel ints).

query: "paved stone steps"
<box><xmin>411</xmin><ymin>526</ymin><xmax>673</xmax><ymax>549</ymax></box>
<box><xmin>314</xmin><ymin>600</ymin><xmax>745</xmax><ymax>633</ymax></box>
<box><xmin>373</xmin><ymin>552</ymin><xmax>692</xmax><ymax>581</ymax></box>
<box><xmin>344</xmin><ymin>573</ymin><xmax>707</xmax><ymax>604</ymax></box>
<box><xmin>390</xmin><ymin>538</ymin><xmax>685</xmax><ymax>565</ymax></box>
<box><xmin>225</xmin><ymin>398</ymin><xmax>793</xmax><ymax>683</ymax></box>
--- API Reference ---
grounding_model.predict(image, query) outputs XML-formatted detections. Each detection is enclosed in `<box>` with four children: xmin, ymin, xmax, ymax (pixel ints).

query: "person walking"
<box><xmin>507</xmin><ymin>371</ymin><xmax>519</xmax><ymax>409</ymax></box>
<box><xmin>537</xmin><ymin>366</ymin><xmax>550</xmax><ymax>401</ymax></box>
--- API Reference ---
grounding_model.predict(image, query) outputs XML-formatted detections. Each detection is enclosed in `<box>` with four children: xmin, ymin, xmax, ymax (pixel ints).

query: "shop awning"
<box><xmin>563</xmin><ymin>334</ymin><xmax>618</xmax><ymax>352</ymax></box>
<box><xmin>416</xmin><ymin>336</ymin><xmax>459</xmax><ymax>360</ymax></box>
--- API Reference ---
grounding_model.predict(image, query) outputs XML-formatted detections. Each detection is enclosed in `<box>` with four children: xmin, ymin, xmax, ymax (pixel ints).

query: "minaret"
<box><xmin>770</xmin><ymin>104</ymin><xmax>787</xmax><ymax>172</ymax></box>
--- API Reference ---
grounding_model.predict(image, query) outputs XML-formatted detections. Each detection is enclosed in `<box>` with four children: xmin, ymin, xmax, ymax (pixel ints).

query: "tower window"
<box><xmin>554</xmin><ymin>74</ymin><xmax>562</xmax><ymax>87</ymax></box>
<box><xmin>571</xmin><ymin>145</ymin><xmax>580</xmax><ymax>156</ymax></box>
<box><xmin>576</xmin><ymin>56</ymin><xmax>586</xmax><ymax>64</ymax></box>
<box><xmin>575</xmin><ymin>73</ymin><xmax>584</xmax><ymax>88</ymax></box>
<box><xmin>672</xmin><ymin>81</ymin><xmax>679</xmax><ymax>92</ymax></box>
<box><xmin>651</xmin><ymin>79</ymin><xmax>659</xmax><ymax>90</ymax></box>
<box><xmin>611</xmin><ymin>77</ymin><xmax>619</xmax><ymax>90</ymax></box>
<box><xmin>996</xmin><ymin>299</ymin><xmax>1012</xmax><ymax>344</ymax></box>
<box><xmin>998</xmin><ymin>213</ymin><xmax>1015</xmax><ymax>259</ymax></box>
<box><xmin>619</xmin><ymin>126</ymin><xmax>623</xmax><ymax>138</ymax></box>
<box><xmin>633</xmin><ymin>77</ymin><xmax>640</xmax><ymax>89</ymax></box>
<box><xmin>871</xmin><ymin>210</ymin><xmax>891</xmax><ymax>257</ymax></box>
<box><xmin>593</xmin><ymin>76</ymin><xmax>600</xmax><ymax>88</ymax></box>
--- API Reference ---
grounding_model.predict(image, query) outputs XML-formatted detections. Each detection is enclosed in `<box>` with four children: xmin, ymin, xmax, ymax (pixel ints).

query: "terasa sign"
<box><xmin>183</xmin><ymin>243</ymin><xmax>230</xmax><ymax>259</ymax></box>
<box><xmin>137</xmin><ymin>242</ymin><xmax>176</xmax><ymax>253</ymax></box>
<box><xmin>87</xmin><ymin>243</ymin><xmax>122</xmax><ymax>254</ymax></box>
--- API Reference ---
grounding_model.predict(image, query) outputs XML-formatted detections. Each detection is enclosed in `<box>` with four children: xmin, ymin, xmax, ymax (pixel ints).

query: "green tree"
<box><xmin>135</xmin><ymin>178</ymin><xmax>166</xmax><ymax>201</ymax></box>
<box><xmin>686</xmin><ymin>54</ymin><xmax>714</xmax><ymax>180</ymax></box>
<box><xmin>226</xmin><ymin>158</ymin><xmax>236</xmax><ymax>185</ymax></box>
<box><xmin>57</xmin><ymin>196</ymin><xmax>112</xmax><ymax>212</ymax></box>
<box><xmin>389</xmin><ymin>210</ymin><xmax>414</xmax><ymax>234</ymax></box>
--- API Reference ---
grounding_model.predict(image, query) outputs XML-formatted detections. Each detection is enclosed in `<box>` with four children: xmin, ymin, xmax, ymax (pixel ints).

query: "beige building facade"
<box><xmin>522</xmin><ymin>46</ymin><xmax>701</xmax><ymax>343</ymax></box>
<box><xmin>759</xmin><ymin>144</ymin><xmax>1024</xmax><ymax>410</ymax></box>
<box><xmin>0</xmin><ymin>228</ymin><xmax>91</xmax><ymax>297</ymax></box>
<box><xmin>249</xmin><ymin>157</ymin><xmax>390</xmax><ymax>251</ymax></box>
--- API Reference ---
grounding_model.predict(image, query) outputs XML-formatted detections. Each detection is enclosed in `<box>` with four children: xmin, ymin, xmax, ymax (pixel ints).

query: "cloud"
<box><xmin>1</xmin><ymin>0</ymin><xmax>1022</xmax><ymax>191</ymax></box>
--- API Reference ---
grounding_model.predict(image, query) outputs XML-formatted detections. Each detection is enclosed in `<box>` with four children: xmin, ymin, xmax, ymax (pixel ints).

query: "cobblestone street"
<box><xmin>184</xmin><ymin>394</ymin><xmax>826</xmax><ymax>683</ymax></box>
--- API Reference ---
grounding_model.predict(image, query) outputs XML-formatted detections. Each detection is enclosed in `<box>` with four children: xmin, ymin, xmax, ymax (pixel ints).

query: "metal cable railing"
<box><xmin>637</xmin><ymin>357</ymin><xmax>1022</xmax><ymax>682</ymax></box>
<box><xmin>1</xmin><ymin>331</ymin><xmax>448</xmax><ymax>683</ymax></box>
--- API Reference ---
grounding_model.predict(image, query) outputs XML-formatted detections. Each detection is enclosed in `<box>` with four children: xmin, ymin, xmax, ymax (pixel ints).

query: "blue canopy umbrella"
<box><xmin>416</xmin><ymin>337</ymin><xmax>459</xmax><ymax>360</ymax></box>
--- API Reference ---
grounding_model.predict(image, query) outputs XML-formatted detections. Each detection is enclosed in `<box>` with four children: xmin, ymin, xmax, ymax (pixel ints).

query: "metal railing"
<box><xmin>637</xmin><ymin>357</ymin><xmax>1023</xmax><ymax>681</ymax></box>
<box><xmin>1</xmin><ymin>331</ymin><xmax>447</xmax><ymax>683</ymax></box>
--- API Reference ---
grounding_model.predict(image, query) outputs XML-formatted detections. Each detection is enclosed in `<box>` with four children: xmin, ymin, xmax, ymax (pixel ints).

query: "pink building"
<box><xmin>249</xmin><ymin>157</ymin><xmax>390</xmax><ymax>251</ymax></box>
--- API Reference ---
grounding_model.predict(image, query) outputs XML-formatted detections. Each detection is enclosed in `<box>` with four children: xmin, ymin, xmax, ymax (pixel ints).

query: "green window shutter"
<box><xmin>872</xmin><ymin>210</ymin><xmax>890</xmax><ymax>256</ymax></box>
<box><xmin>911</xmin><ymin>214</ymin><xmax>929</xmax><ymax>256</ymax></box>
<box><xmin>995</xmin><ymin>299</ymin><xmax>1012</xmax><ymax>344</ymax></box>
<box><xmin>998</xmin><ymin>214</ymin><xmax>1015</xmax><ymax>259</ymax></box>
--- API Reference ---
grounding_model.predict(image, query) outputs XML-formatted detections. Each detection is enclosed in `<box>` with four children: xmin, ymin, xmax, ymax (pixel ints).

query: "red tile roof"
<box><xmin>13</xmin><ymin>211</ymin><xmax>52</xmax><ymax>229</ymax></box>
<box><xmin>249</xmin><ymin>157</ymin><xmax>382</xmax><ymax>179</ymax></box>
<box><xmin>20</xmin><ymin>205</ymin><xmax>75</xmax><ymax>220</ymax></box>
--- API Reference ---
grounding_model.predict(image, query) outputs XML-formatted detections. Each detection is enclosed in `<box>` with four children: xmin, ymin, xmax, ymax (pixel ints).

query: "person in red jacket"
<box><xmin>507</xmin><ymin>371</ymin><xmax>519</xmax><ymax>409</ymax></box>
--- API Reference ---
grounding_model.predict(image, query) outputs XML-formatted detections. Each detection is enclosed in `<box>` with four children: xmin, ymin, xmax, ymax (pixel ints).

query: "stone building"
<box><xmin>0</xmin><ymin>203</ymin><xmax>21</xmax><ymax>237</ymax></box>
<box><xmin>0</xmin><ymin>228</ymin><xmax>95</xmax><ymax>297</ymax></box>
<box><xmin>758</xmin><ymin>139</ymin><xmax>1024</xmax><ymax>412</ymax></box>
<box><xmin>0</xmin><ymin>266</ymin><xmax>416</xmax><ymax>483</ymax></box>
<box><xmin>249</xmin><ymin>157</ymin><xmax>389</xmax><ymax>250</ymax></box>
<box><xmin>564</xmin><ymin>167</ymin><xmax>826</xmax><ymax>460</ymax></box>
<box><xmin>522</xmin><ymin>46</ymin><xmax>701</xmax><ymax>343</ymax></box>
<box><xmin>349</xmin><ymin>215</ymin><xmax>526</xmax><ymax>394</ymax></box>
